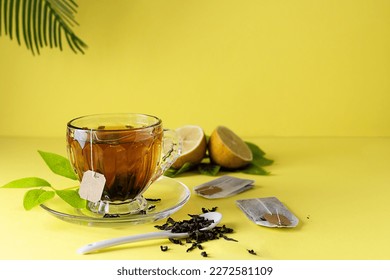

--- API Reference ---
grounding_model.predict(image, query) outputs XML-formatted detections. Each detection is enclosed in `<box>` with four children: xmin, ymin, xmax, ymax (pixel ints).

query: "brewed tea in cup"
<box><xmin>66</xmin><ymin>113</ymin><xmax>180</xmax><ymax>215</ymax></box>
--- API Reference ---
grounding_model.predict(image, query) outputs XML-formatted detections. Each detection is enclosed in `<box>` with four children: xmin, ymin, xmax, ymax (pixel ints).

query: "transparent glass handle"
<box><xmin>153</xmin><ymin>129</ymin><xmax>181</xmax><ymax>180</ymax></box>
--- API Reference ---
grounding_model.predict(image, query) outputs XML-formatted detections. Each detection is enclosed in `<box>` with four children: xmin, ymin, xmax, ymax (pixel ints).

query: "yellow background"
<box><xmin>1</xmin><ymin>0</ymin><xmax>390</xmax><ymax>138</ymax></box>
<box><xmin>1</xmin><ymin>0</ymin><xmax>390</xmax><ymax>262</ymax></box>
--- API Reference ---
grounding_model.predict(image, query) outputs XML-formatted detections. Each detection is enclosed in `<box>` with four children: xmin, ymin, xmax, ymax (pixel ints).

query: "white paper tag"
<box><xmin>79</xmin><ymin>170</ymin><xmax>106</xmax><ymax>203</ymax></box>
<box><xmin>74</xmin><ymin>130</ymin><xmax>88</xmax><ymax>148</ymax></box>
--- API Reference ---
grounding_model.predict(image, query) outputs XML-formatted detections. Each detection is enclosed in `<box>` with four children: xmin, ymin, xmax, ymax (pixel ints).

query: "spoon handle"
<box><xmin>77</xmin><ymin>231</ymin><xmax>187</xmax><ymax>254</ymax></box>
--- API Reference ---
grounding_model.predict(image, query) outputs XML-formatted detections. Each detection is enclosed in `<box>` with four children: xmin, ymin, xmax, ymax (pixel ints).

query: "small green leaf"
<box><xmin>1</xmin><ymin>177</ymin><xmax>51</xmax><ymax>188</ymax></box>
<box><xmin>198</xmin><ymin>163</ymin><xmax>221</xmax><ymax>176</ymax></box>
<box><xmin>246</xmin><ymin>142</ymin><xmax>266</xmax><ymax>157</ymax></box>
<box><xmin>38</xmin><ymin>150</ymin><xmax>78</xmax><ymax>180</ymax></box>
<box><xmin>252</xmin><ymin>156</ymin><xmax>274</xmax><ymax>167</ymax></box>
<box><xmin>246</xmin><ymin>141</ymin><xmax>274</xmax><ymax>166</ymax></box>
<box><xmin>56</xmin><ymin>189</ymin><xmax>86</xmax><ymax>209</ymax></box>
<box><xmin>240</xmin><ymin>164</ymin><xmax>270</xmax><ymax>175</ymax></box>
<box><xmin>23</xmin><ymin>189</ymin><xmax>55</xmax><ymax>210</ymax></box>
<box><xmin>164</xmin><ymin>162</ymin><xmax>194</xmax><ymax>177</ymax></box>
<box><xmin>164</xmin><ymin>169</ymin><xmax>178</xmax><ymax>178</ymax></box>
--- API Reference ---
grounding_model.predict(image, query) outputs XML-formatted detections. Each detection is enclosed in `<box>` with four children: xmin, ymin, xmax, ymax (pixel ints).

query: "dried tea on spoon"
<box><xmin>155</xmin><ymin>209</ymin><xmax>237</xmax><ymax>254</ymax></box>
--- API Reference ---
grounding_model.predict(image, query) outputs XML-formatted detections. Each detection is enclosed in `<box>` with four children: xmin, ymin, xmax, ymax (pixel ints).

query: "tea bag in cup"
<box><xmin>67</xmin><ymin>113</ymin><xmax>180</xmax><ymax>215</ymax></box>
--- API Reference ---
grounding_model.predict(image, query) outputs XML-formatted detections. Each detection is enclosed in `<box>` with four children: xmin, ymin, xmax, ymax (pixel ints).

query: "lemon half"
<box><xmin>209</xmin><ymin>126</ymin><xmax>252</xmax><ymax>169</ymax></box>
<box><xmin>172</xmin><ymin>125</ymin><xmax>207</xmax><ymax>169</ymax></box>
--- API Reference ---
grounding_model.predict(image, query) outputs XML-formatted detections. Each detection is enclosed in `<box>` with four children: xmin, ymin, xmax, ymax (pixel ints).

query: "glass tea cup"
<box><xmin>66</xmin><ymin>113</ymin><xmax>181</xmax><ymax>215</ymax></box>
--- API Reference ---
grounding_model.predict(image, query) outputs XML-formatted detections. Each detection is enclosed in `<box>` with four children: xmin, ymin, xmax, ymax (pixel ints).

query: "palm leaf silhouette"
<box><xmin>0</xmin><ymin>0</ymin><xmax>87</xmax><ymax>54</ymax></box>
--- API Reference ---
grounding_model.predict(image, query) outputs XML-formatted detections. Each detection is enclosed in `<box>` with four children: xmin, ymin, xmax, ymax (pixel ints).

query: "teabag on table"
<box><xmin>236</xmin><ymin>197</ymin><xmax>299</xmax><ymax>228</ymax></box>
<box><xmin>194</xmin><ymin>175</ymin><xmax>255</xmax><ymax>199</ymax></box>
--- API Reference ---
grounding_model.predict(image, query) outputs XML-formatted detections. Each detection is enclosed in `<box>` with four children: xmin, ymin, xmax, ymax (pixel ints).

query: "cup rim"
<box><xmin>67</xmin><ymin>113</ymin><xmax>162</xmax><ymax>131</ymax></box>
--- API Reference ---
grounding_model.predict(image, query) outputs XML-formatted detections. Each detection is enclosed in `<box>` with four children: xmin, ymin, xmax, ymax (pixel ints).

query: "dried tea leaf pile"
<box><xmin>155</xmin><ymin>209</ymin><xmax>237</xmax><ymax>257</ymax></box>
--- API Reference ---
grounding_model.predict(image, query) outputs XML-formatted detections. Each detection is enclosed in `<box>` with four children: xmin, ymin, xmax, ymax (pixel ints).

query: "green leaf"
<box><xmin>1</xmin><ymin>177</ymin><xmax>51</xmax><ymax>188</ymax></box>
<box><xmin>246</xmin><ymin>141</ymin><xmax>274</xmax><ymax>166</ymax></box>
<box><xmin>38</xmin><ymin>150</ymin><xmax>78</xmax><ymax>180</ymax></box>
<box><xmin>240</xmin><ymin>164</ymin><xmax>270</xmax><ymax>175</ymax></box>
<box><xmin>56</xmin><ymin>189</ymin><xmax>86</xmax><ymax>209</ymax></box>
<box><xmin>23</xmin><ymin>189</ymin><xmax>55</xmax><ymax>210</ymax></box>
<box><xmin>164</xmin><ymin>162</ymin><xmax>194</xmax><ymax>177</ymax></box>
<box><xmin>252</xmin><ymin>156</ymin><xmax>274</xmax><ymax>167</ymax></box>
<box><xmin>246</xmin><ymin>142</ymin><xmax>266</xmax><ymax>157</ymax></box>
<box><xmin>0</xmin><ymin>0</ymin><xmax>87</xmax><ymax>54</ymax></box>
<box><xmin>198</xmin><ymin>163</ymin><xmax>221</xmax><ymax>176</ymax></box>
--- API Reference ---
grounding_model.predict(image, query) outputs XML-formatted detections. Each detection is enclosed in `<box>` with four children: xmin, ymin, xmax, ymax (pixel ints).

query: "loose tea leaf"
<box><xmin>186</xmin><ymin>243</ymin><xmax>198</xmax><ymax>252</ymax></box>
<box><xmin>247</xmin><ymin>249</ymin><xmax>257</xmax><ymax>255</ymax></box>
<box><xmin>169</xmin><ymin>238</ymin><xmax>183</xmax><ymax>245</ymax></box>
<box><xmin>23</xmin><ymin>189</ymin><xmax>55</xmax><ymax>210</ymax></box>
<box><xmin>160</xmin><ymin>246</ymin><xmax>169</xmax><ymax>252</ymax></box>
<box><xmin>1</xmin><ymin>177</ymin><xmax>51</xmax><ymax>188</ymax></box>
<box><xmin>103</xmin><ymin>214</ymin><xmax>120</xmax><ymax>218</ymax></box>
<box><xmin>38</xmin><ymin>150</ymin><xmax>78</xmax><ymax>180</ymax></box>
<box><xmin>202</xmin><ymin>207</ymin><xmax>218</xmax><ymax>213</ymax></box>
<box><xmin>145</xmin><ymin>198</ymin><xmax>162</xmax><ymax>202</ymax></box>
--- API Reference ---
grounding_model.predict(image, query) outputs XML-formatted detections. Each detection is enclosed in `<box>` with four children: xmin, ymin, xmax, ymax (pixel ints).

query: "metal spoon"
<box><xmin>77</xmin><ymin>211</ymin><xmax>222</xmax><ymax>254</ymax></box>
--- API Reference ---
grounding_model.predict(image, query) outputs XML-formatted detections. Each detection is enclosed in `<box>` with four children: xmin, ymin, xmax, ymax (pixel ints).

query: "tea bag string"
<box><xmin>257</xmin><ymin>198</ymin><xmax>282</xmax><ymax>226</ymax></box>
<box><xmin>275</xmin><ymin>209</ymin><xmax>281</xmax><ymax>225</ymax></box>
<box><xmin>257</xmin><ymin>198</ymin><xmax>273</xmax><ymax>215</ymax></box>
<box><xmin>90</xmin><ymin>129</ymin><xmax>96</xmax><ymax>176</ymax></box>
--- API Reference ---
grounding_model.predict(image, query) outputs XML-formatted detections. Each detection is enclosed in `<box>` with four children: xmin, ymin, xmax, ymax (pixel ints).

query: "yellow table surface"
<box><xmin>1</xmin><ymin>136</ymin><xmax>389</xmax><ymax>260</ymax></box>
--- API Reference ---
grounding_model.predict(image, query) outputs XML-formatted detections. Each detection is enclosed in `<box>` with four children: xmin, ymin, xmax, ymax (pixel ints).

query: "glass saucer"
<box><xmin>40</xmin><ymin>176</ymin><xmax>191</xmax><ymax>227</ymax></box>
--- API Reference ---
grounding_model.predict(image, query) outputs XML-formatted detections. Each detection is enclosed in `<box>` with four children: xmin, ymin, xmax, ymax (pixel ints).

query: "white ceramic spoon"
<box><xmin>77</xmin><ymin>211</ymin><xmax>222</xmax><ymax>254</ymax></box>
